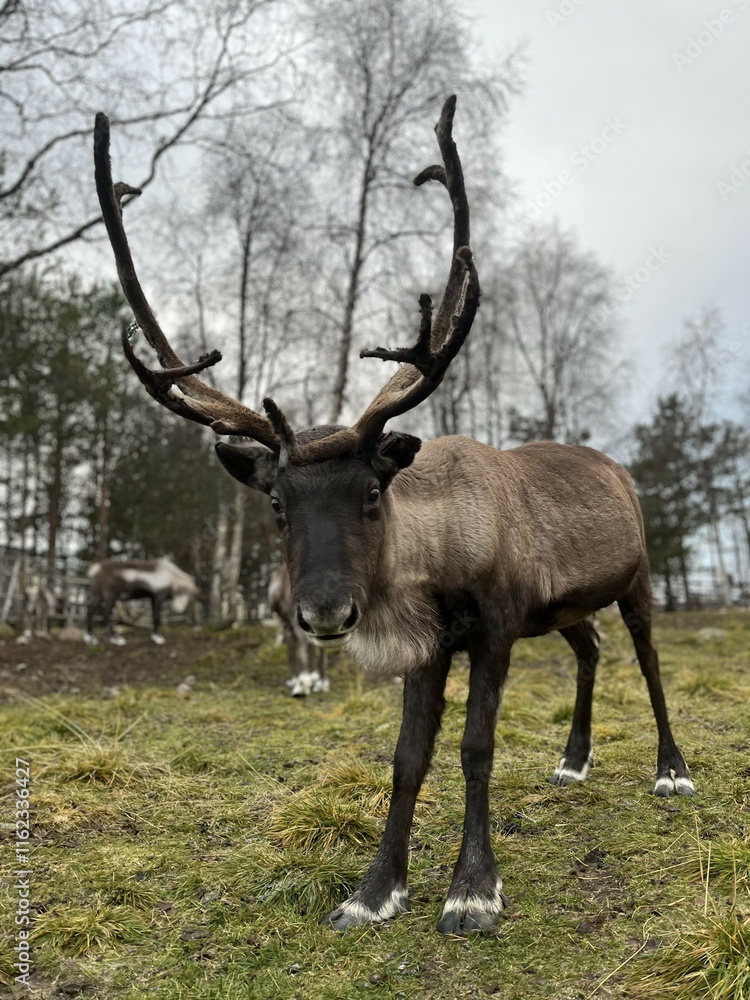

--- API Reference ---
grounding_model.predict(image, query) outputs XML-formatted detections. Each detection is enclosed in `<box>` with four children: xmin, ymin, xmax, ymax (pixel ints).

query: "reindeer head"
<box><xmin>94</xmin><ymin>97</ymin><xmax>478</xmax><ymax>648</ymax></box>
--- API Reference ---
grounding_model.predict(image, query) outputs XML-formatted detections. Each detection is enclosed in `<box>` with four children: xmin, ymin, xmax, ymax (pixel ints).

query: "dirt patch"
<box><xmin>0</xmin><ymin>625</ymin><xmax>282</xmax><ymax>699</ymax></box>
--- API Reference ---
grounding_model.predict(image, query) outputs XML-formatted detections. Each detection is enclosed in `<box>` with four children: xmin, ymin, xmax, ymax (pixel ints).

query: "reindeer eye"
<box><xmin>270</xmin><ymin>496</ymin><xmax>282</xmax><ymax>514</ymax></box>
<box><xmin>367</xmin><ymin>486</ymin><xmax>380</xmax><ymax>503</ymax></box>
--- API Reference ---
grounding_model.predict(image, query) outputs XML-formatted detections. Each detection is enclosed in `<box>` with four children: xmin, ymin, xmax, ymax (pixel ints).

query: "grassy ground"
<box><xmin>1</xmin><ymin>611</ymin><xmax>748</xmax><ymax>999</ymax></box>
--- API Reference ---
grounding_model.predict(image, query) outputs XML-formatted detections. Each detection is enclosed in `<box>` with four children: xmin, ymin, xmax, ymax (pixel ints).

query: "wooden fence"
<box><xmin>0</xmin><ymin>549</ymin><xmax>89</xmax><ymax>628</ymax></box>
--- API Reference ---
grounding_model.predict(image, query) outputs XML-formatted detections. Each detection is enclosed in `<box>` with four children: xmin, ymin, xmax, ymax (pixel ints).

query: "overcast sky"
<box><xmin>472</xmin><ymin>0</ymin><xmax>750</xmax><ymax>423</ymax></box>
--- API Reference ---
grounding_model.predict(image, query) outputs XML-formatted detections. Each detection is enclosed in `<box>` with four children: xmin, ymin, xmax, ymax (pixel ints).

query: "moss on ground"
<box><xmin>0</xmin><ymin>611</ymin><xmax>748</xmax><ymax>998</ymax></box>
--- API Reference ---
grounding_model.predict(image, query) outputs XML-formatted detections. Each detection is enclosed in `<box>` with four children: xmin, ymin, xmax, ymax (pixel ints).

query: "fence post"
<box><xmin>0</xmin><ymin>556</ymin><xmax>21</xmax><ymax>624</ymax></box>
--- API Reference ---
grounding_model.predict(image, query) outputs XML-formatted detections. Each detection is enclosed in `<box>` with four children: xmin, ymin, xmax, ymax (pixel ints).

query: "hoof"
<box><xmin>82</xmin><ymin>633</ymin><xmax>99</xmax><ymax>647</ymax></box>
<box><xmin>312</xmin><ymin>676</ymin><xmax>330</xmax><ymax>694</ymax></box>
<box><xmin>654</xmin><ymin>770</ymin><xmax>695</xmax><ymax>797</ymax></box>
<box><xmin>322</xmin><ymin>888</ymin><xmax>408</xmax><ymax>931</ymax></box>
<box><xmin>150</xmin><ymin>633</ymin><xmax>166</xmax><ymax>645</ymax></box>
<box><xmin>288</xmin><ymin>670</ymin><xmax>320</xmax><ymax>697</ymax></box>
<box><xmin>109</xmin><ymin>635</ymin><xmax>126</xmax><ymax>647</ymax></box>
<box><xmin>437</xmin><ymin>880</ymin><xmax>507</xmax><ymax>936</ymax></box>
<box><xmin>550</xmin><ymin>752</ymin><xmax>593</xmax><ymax>786</ymax></box>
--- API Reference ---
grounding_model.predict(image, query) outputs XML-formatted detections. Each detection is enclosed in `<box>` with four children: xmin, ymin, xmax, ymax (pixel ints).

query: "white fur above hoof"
<box><xmin>550</xmin><ymin>752</ymin><xmax>593</xmax><ymax>786</ymax></box>
<box><xmin>289</xmin><ymin>670</ymin><xmax>319</xmax><ymax>697</ymax></box>
<box><xmin>82</xmin><ymin>633</ymin><xmax>99</xmax><ymax>647</ymax></box>
<box><xmin>312</xmin><ymin>675</ymin><xmax>330</xmax><ymax>694</ymax></box>
<box><xmin>654</xmin><ymin>770</ymin><xmax>695</xmax><ymax>797</ymax></box>
<box><xmin>322</xmin><ymin>888</ymin><xmax>408</xmax><ymax>931</ymax></box>
<box><xmin>109</xmin><ymin>635</ymin><xmax>127</xmax><ymax>647</ymax></box>
<box><xmin>437</xmin><ymin>879</ymin><xmax>507</xmax><ymax>935</ymax></box>
<box><xmin>150</xmin><ymin>633</ymin><xmax>166</xmax><ymax>645</ymax></box>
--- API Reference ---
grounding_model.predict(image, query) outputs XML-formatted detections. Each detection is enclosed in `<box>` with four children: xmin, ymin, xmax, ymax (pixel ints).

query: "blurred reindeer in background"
<box><xmin>84</xmin><ymin>558</ymin><xmax>199</xmax><ymax>646</ymax></box>
<box><xmin>268</xmin><ymin>565</ymin><xmax>329</xmax><ymax>696</ymax></box>
<box><xmin>17</xmin><ymin>576</ymin><xmax>57</xmax><ymax>641</ymax></box>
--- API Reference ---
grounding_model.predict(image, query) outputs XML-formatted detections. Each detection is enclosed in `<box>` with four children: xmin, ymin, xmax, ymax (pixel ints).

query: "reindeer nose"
<box><xmin>296</xmin><ymin>600</ymin><xmax>359</xmax><ymax>637</ymax></box>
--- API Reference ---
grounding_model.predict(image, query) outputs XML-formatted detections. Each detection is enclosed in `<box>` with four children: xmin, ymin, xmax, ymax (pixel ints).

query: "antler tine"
<box><xmin>290</xmin><ymin>95</ymin><xmax>479</xmax><ymax>465</ymax></box>
<box><xmin>414</xmin><ymin>93</ymin><xmax>471</xmax><ymax>352</ymax></box>
<box><xmin>94</xmin><ymin>113</ymin><xmax>281</xmax><ymax>452</ymax></box>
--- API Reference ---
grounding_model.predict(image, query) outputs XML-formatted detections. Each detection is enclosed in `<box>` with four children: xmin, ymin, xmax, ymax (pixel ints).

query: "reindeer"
<box><xmin>19</xmin><ymin>576</ymin><xmax>57</xmax><ymax>640</ymax></box>
<box><xmin>94</xmin><ymin>96</ymin><xmax>694</xmax><ymax>936</ymax></box>
<box><xmin>84</xmin><ymin>558</ymin><xmax>199</xmax><ymax>646</ymax></box>
<box><xmin>268</xmin><ymin>564</ymin><xmax>329</xmax><ymax>697</ymax></box>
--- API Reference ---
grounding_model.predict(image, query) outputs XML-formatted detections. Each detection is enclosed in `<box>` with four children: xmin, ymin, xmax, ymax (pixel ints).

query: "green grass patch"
<box><xmin>31</xmin><ymin>902</ymin><xmax>149</xmax><ymax>956</ymax></box>
<box><xmin>626</xmin><ymin>912</ymin><xmax>750</xmax><ymax>999</ymax></box>
<box><xmin>269</xmin><ymin>787</ymin><xmax>383</xmax><ymax>852</ymax></box>
<box><xmin>1</xmin><ymin>613</ymin><xmax>749</xmax><ymax>998</ymax></box>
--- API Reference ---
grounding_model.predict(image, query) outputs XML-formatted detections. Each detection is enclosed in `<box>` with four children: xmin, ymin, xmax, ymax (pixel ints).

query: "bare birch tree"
<box><xmin>667</xmin><ymin>304</ymin><xmax>735</xmax><ymax>605</ymax></box>
<box><xmin>0</xmin><ymin>0</ymin><xmax>290</xmax><ymax>276</ymax></box>
<box><xmin>301</xmin><ymin>0</ymin><xmax>521</xmax><ymax>423</ymax></box>
<box><xmin>501</xmin><ymin>222</ymin><xmax>620</xmax><ymax>444</ymax></box>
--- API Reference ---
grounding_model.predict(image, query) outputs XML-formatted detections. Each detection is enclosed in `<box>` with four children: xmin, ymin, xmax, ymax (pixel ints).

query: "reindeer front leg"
<box><xmin>323</xmin><ymin>651</ymin><xmax>451</xmax><ymax>930</ymax></box>
<box><xmin>437</xmin><ymin>636</ymin><xmax>511</xmax><ymax>935</ymax></box>
<box><xmin>150</xmin><ymin>594</ymin><xmax>167</xmax><ymax>644</ymax></box>
<box><xmin>105</xmin><ymin>600</ymin><xmax>126</xmax><ymax>645</ymax></box>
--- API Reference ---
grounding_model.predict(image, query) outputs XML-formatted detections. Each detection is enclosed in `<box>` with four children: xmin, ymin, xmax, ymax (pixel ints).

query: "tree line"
<box><xmin>1</xmin><ymin>0</ymin><xmax>747</xmax><ymax>618</ymax></box>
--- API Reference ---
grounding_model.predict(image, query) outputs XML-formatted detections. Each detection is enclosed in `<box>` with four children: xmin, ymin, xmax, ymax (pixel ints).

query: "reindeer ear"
<box><xmin>215</xmin><ymin>442</ymin><xmax>277</xmax><ymax>494</ymax></box>
<box><xmin>371</xmin><ymin>431</ymin><xmax>421</xmax><ymax>485</ymax></box>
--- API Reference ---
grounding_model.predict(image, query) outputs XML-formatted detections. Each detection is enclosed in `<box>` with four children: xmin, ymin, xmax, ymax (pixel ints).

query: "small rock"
<box><xmin>58</xmin><ymin>626</ymin><xmax>85</xmax><ymax>642</ymax></box>
<box><xmin>176</xmin><ymin>674</ymin><xmax>197</xmax><ymax>698</ymax></box>
<box><xmin>287</xmin><ymin>963</ymin><xmax>302</xmax><ymax>975</ymax></box>
<box><xmin>697</xmin><ymin>627</ymin><xmax>726</xmax><ymax>641</ymax></box>
<box><xmin>55</xmin><ymin>976</ymin><xmax>92</xmax><ymax>996</ymax></box>
<box><xmin>180</xmin><ymin>927</ymin><xmax>209</xmax><ymax>940</ymax></box>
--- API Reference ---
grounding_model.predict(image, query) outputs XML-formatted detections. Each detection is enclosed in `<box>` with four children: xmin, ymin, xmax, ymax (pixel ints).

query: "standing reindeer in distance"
<box><xmin>84</xmin><ymin>558</ymin><xmax>199</xmax><ymax>646</ymax></box>
<box><xmin>95</xmin><ymin>96</ymin><xmax>694</xmax><ymax>936</ymax></box>
<box><xmin>18</xmin><ymin>577</ymin><xmax>57</xmax><ymax>640</ymax></box>
<box><xmin>268</xmin><ymin>564</ymin><xmax>329</xmax><ymax>696</ymax></box>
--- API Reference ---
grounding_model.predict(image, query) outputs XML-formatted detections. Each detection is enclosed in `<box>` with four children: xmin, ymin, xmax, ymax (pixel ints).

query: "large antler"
<box><xmin>94</xmin><ymin>94</ymin><xmax>477</xmax><ymax>464</ymax></box>
<box><xmin>93</xmin><ymin>113</ymin><xmax>281</xmax><ymax>452</ymax></box>
<box><xmin>285</xmin><ymin>93</ymin><xmax>479</xmax><ymax>464</ymax></box>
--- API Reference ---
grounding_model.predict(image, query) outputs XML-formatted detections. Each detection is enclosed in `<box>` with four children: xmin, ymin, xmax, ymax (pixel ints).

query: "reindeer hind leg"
<box><xmin>312</xmin><ymin>646</ymin><xmax>330</xmax><ymax>693</ymax></box>
<box><xmin>83</xmin><ymin>592</ymin><xmax>102</xmax><ymax>645</ymax></box>
<box><xmin>618</xmin><ymin>575</ymin><xmax>694</xmax><ymax>796</ymax></box>
<box><xmin>550</xmin><ymin>618</ymin><xmax>599</xmax><ymax>786</ymax></box>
